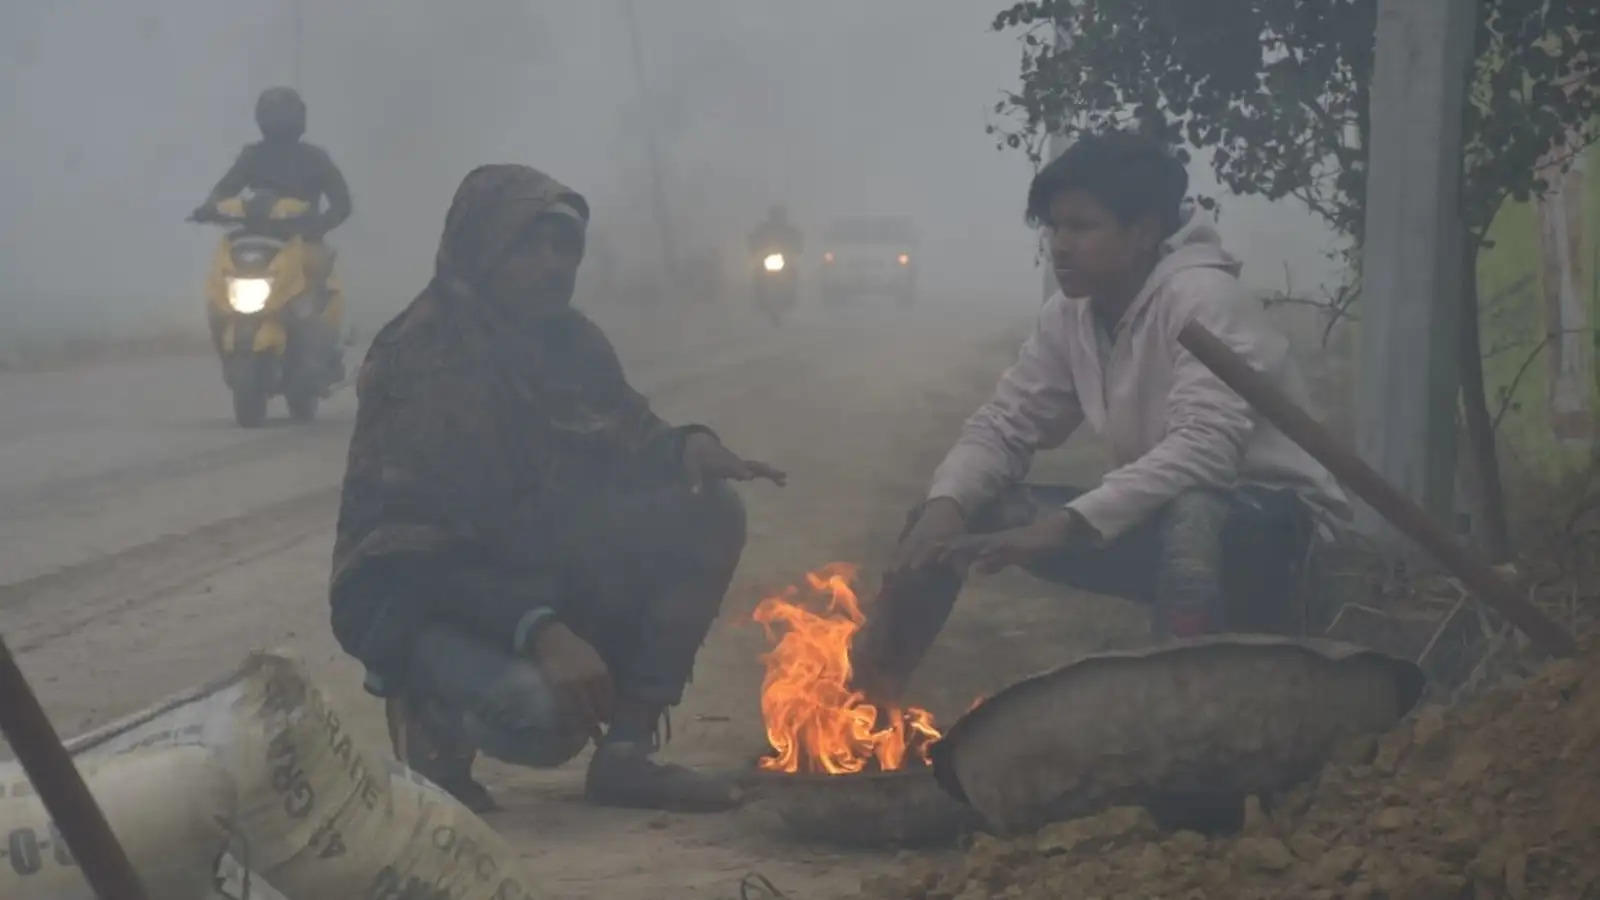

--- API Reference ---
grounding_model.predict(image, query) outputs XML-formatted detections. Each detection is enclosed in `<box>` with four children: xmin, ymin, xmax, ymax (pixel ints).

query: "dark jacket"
<box><xmin>207</xmin><ymin>138</ymin><xmax>352</xmax><ymax>237</ymax></box>
<box><xmin>748</xmin><ymin>219</ymin><xmax>804</xmax><ymax>256</ymax></box>
<box><xmin>330</xmin><ymin>164</ymin><xmax>698</xmax><ymax>693</ymax></box>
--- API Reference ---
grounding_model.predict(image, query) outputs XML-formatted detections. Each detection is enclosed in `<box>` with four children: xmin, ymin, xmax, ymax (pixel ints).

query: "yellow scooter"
<box><xmin>191</xmin><ymin>191</ymin><xmax>345</xmax><ymax>427</ymax></box>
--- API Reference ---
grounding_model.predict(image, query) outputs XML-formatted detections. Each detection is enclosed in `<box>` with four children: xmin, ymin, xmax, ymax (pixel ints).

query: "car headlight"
<box><xmin>897</xmin><ymin>253</ymin><xmax>911</xmax><ymax>267</ymax></box>
<box><xmin>227</xmin><ymin>278</ymin><xmax>272</xmax><ymax>314</ymax></box>
<box><xmin>763</xmin><ymin>253</ymin><xmax>786</xmax><ymax>273</ymax></box>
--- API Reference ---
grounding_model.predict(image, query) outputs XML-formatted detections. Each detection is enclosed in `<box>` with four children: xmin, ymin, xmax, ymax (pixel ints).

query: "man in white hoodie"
<box><xmin>854</xmin><ymin>133</ymin><xmax>1350</xmax><ymax>700</ymax></box>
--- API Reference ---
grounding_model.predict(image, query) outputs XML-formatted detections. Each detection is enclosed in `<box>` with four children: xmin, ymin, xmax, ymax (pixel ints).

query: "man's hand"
<box><xmin>888</xmin><ymin>498</ymin><xmax>968</xmax><ymax>578</ymax></box>
<box><xmin>532</xmin><ymin>623</ymin><xmax>614</xmax><ymax>738</ymax></box>
<box><xmin>682</xmin><ymin>431</ymin><xmax>786</xmax><ymax>492</ymax></box>
<box><xmin>937</xmin><ymin>510</ymin><xmax>1091</xmax><ymax>575</ymax></box>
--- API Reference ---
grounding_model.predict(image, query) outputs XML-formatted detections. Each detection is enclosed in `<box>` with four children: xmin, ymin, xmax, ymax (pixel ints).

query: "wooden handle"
<box><xmin>1177</xmin><ymin>320</ymin><xmax>1575</xmax><ymax>658</ymax></box>
<box><xmin>0</xmin><ymin>637</ymin><xmax>151</xmax><ymax>899</ymax></box>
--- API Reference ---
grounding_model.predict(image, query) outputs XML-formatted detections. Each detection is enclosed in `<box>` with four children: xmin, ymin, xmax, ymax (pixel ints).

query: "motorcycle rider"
<box><xmin>194</xmin><ymin>87</ymin><xmax>351</xmax><ymax>379</ymax></box>
<box><xmin>747</xmin><ymin>204</ymin><xmax>804</xmax><ymax>261</ymax></box>
<box><xmin>748</xmin><ymin>205</ymin><xmax>802</xmax><ymax>322</ymax></box>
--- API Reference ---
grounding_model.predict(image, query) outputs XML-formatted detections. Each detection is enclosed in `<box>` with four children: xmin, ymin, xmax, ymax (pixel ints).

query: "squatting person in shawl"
<box><xmin>330</xmin><ymin>165</ymin><xmax>785</xmax><ymax>813</ymax></box>
<box><xmin>853</xmin><ymin>132</ymin><xmax>1350</xmax><ymax>702</ymax></box>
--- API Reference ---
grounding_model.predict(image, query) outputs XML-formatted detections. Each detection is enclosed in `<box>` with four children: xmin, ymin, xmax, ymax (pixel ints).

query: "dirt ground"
<box><xmin>0</xmin><ymin>295</ymin><xmax>1152</xmax><ymax>899</ymax></box>
<box><xmin>857</xmin><ymin>639</ymin><xmax>1600</xmax><ymax>900</ymax></box>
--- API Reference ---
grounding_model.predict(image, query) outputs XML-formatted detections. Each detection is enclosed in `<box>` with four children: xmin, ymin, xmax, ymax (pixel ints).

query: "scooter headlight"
<box><xmin>227</xmin><ymin>277</ymin><xmax>273</xmax><ymax>314</ymax></box>
<box><xmin>763</xmin><ymin>253</ymin><xmax>786</xmax><ymax>273</ymax></box>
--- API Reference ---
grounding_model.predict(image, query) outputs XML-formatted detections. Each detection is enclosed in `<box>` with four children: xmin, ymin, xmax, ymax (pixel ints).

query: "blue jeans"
<box><xmin>981</xmin><ymin>484</ymin><xmax>1312</xmax><ymax>637</ymax></box>
<box><xmin>854</xmin><ymin>484</ymin><xmax>1312</xmax><ymax>702</ymax></box>
<box><xmin>393</xmin><ymin>482</ymin><xmax>746</xmax><ymax>771</ymax></box>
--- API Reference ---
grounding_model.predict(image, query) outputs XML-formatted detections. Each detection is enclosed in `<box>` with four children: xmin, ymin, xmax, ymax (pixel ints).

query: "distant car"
<box><xmin>818</xmin><ymin>215</ymin><xmax>918</xmax><ymax>307</ymax></box>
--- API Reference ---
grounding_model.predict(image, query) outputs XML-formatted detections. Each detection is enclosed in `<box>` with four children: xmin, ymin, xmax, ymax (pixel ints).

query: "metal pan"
<box><xmin>931</xmin><ymin>634</ymin><xmax>1425</xmax><ymax>834</ymax></box>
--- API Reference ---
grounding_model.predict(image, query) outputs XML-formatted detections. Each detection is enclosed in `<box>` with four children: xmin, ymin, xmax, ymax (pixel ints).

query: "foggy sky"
<box><xmin>1</xmin><ymin>2</ymin><xmax>1339</xmax><ymax>339</ymax></box>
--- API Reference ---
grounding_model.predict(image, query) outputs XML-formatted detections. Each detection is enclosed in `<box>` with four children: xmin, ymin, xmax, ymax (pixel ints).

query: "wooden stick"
<box><xmin>0</xmin><ymin>636</ymin><xmax>151</xmax><ymax>899</ymax></box>
<box><xmin>1177</xmin><ymin>320</ymin><xmax>1576</xmax><ymax>658</ymax></box>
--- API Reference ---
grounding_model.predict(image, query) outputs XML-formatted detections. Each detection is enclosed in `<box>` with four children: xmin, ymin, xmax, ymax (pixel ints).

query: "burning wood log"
<box><xmin>750</xmin><ymin>566</ymin><xmax>976</xmax><ymax>846</ymax></box>
<box><xmin>752</xmin><ymin>563</ymin><xmax>941</xmax><ymax>776</ymax></box>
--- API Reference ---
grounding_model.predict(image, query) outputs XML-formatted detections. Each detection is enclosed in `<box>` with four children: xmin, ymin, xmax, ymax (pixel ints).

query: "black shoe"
<box><xmin>436</xmin><ymin>774</ymin><xmax>500</xmax><ymax>814</ymax></box>
<box><xmin>386</xmin><ymin>694</ymin><xmax>496</xmax><ymax>813</ymax></box>
<box><xmin>585</xmin><ymin>741</ymin><xmax>743</xmax><ymax>813</ymax></box>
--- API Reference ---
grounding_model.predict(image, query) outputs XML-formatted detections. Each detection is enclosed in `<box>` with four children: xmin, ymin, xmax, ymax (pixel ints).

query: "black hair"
<box><xmin>1025</xmin><ymin>131</ymin><xmax>1188</xmax><ymax>235</ymax></box>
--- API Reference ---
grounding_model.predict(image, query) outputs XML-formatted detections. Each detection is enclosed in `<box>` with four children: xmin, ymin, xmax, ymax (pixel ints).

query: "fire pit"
<box><xmin>748</xmin><ymin>564</ymin><xmax>973</xmax><ymax>846</ymax></box>
<box><xmin>743</xmin><ymin>765</ymin><xmax>978</xmax><ymax>847</ymax></box>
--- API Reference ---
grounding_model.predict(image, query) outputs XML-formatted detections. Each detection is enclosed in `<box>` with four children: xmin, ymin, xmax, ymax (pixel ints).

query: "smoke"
<box><xmin>1</xmin><ymin>1</ymin><xmax>1337</xmax><ymax>344</ymax></box>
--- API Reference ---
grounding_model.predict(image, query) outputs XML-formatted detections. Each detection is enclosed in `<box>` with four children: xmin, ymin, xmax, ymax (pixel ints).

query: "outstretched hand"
<box><xmin>936</xmin><ymin>511</ymin><xmax>1091</xmax><ymax>575</ymax></box>
<box><xmin>683</xmin><ymin>432</ymin><xmax>787</xmax><ymax>492</ymax></box>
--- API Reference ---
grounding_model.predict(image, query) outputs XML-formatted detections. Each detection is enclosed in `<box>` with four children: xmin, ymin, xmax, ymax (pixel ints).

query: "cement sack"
<box><xmin>35</xmin><ymin>650</ymin><xmax>543</xmax><ymax>900</ymax></box>
<box><xmin>0</xmin><ymin>745</ymin><xmax>234</xmax><ymax>900</ymax></box>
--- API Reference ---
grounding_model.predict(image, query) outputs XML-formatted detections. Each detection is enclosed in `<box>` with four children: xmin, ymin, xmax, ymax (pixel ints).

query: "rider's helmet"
<box><xmin>767</xmin><ymin>204</ymin><xmax>789</xmax><ymax>224</ymax></box>
<box><xmin>255</xmin><ymin>87</ymin><xmax>307</xmax><ymax>142</ymax></box>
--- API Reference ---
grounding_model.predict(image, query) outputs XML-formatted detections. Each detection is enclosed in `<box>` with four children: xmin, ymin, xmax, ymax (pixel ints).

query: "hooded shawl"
<box><xmin>330</xmin><ymin>165</ymin><xmax>690</xmax><ymax>684</ymax></box>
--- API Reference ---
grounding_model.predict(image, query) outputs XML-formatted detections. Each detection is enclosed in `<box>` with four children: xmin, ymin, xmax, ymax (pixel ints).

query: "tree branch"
<box><xmin>1490</xmin><ymin>332</ymin><xmax>1555</xmax><ymax>433</ymax></box>
<box><xmin>1319</xmin><ymin>284</ymin><xmax>1361</xmax><ymax>346</ymax></box>
<box><xmin>1490</xmin><ymin>328</ymin><xmax>1600</xmax><ymax>433</ymax></box>
<box><xmin>1535</xmin><ymin>131</ymin><xmax>1600</xmax><ymax>178</ymax></box>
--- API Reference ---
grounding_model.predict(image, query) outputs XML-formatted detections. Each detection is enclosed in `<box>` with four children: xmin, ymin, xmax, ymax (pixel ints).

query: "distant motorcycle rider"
<box><xmin>195</xmin><ymin>87</ymin><xmax>352</xmax><ymax>242</ymax></box>
<box><xmin>747</xmin><ymin>204</ymin><xmax>804</xmax><ymax>260</ymax></box>
<box><xmin>193</xmin><ymin>87</ymin><xmax>351</xmax><ymax>377</ymax></box>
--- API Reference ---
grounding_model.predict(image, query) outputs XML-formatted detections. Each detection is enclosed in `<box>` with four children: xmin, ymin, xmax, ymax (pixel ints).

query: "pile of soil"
<box><xmin>857</xmin><ymin>640</ymin><xmax>1600</xmax><ymax>900</ymax></box>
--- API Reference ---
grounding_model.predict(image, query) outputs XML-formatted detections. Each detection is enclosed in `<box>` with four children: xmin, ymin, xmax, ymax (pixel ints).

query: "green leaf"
<box><xmin>991</xmin><ymin>0</ymin><xmax>1597</xmax><ymax>264</ymax></box>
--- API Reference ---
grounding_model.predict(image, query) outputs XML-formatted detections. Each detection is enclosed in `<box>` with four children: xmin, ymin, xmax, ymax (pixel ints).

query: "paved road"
<box><xmin>0</xmin><ymin>299</ymin><xmax>1102</xmax><ymax>898</ymax></box>
<box><xmin>0</xmin><ymin>304</ymin><xmax>806</xmax><ymax>715</ymax></box>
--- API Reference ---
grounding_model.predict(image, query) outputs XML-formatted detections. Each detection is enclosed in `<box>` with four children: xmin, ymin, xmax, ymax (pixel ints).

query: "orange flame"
<box><xmin>753</xmin><ymin>563</ymin><xmax>941</xmax><ymax>775</ymax></box>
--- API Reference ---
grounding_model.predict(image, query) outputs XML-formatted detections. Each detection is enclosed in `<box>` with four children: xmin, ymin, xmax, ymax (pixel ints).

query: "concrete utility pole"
<box><xmin>291</xmin><ymin>0</ymin><xmax>304</xmax><ymax>89</ymax></box>
<box><xmin>620</xmin><ymin>0</ymin><xmax>679</xmax><ymax>286</ymax></box>
<box><xmin>1356</xmin><ymin>0</ymin><xmax>1480</xmax><ymax>532</ymax></box>
<box><xmin>1042</xmin><ymin>17</ymin><xmax>1074</xmax><ymax>303</ymax></box>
